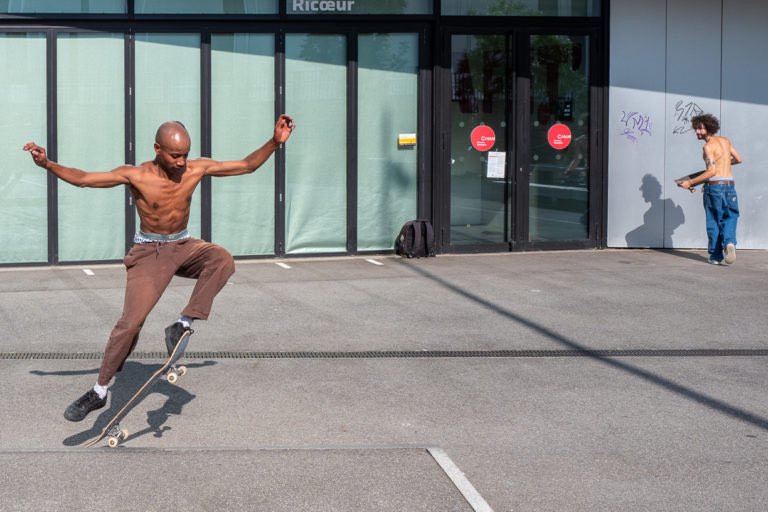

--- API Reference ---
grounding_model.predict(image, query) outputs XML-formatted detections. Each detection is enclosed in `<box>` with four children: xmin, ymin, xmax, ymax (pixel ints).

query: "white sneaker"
<box><xmin>708</xmin><ymin>258</ymin><xmax>723</xmax><ymax>265</ymax></box>
<box><xmin>724</xmin><ymin>243</ymin><xmax>736</xmax><ymax>264</ymax></box>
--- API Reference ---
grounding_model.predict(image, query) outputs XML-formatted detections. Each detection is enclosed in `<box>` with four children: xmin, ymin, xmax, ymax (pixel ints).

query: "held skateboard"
<box><xmin>83</xmin><ymin>330</ymin><xmax>192</xmax><ymax>448</ymax></box>
<box><xmin>675</xmin><ymin>170</ymin><xmax>705</xmax><ymax>193</ymax></box>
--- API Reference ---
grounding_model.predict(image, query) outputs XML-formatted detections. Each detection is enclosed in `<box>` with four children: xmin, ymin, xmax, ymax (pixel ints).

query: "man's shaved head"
<box><xmin>155</xmin><ymin>121</ymin><xmax>190</xmax><ymax>147</ymax></box>
<box><xmin>153</xmin><ymin>121</ymin><xmax>192</xmax><ymax>175</ymax></box>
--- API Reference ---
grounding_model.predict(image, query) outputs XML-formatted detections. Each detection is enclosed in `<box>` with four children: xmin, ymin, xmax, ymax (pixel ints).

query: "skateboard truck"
<box><xmin>105</xmin><ymin>425</ymin><xmax>129</xmax><ymax>448</ymax></box>
<box><xmin>166</xmin><ymin>364</ymin><xmax>188</xmax><ymax>384</ymax></box>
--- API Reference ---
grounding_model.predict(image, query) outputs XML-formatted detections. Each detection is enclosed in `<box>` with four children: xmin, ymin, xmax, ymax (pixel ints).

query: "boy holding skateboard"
<box><xmin>676</xmin><ymin>113</ymin><xmax>742</xmax><ymax>265</ymax></box>
<box><xmin>24</xmin><ymin>115</ymin><xmax>295</xmax><ymax>421</ymax></box>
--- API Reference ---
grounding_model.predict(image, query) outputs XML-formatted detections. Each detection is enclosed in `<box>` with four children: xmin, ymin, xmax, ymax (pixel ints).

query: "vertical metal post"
<box><xmin>124</xmin><ymin>31</ymin><xmax>136</xmax><ymax>251</ymax></box>
<box><xmin>275</xmin><ymin>31</ymin><xmax>286</xmax><ymax>256</ymax></box>
<box><xmin>201</xmin><ymin>31</ymin><xmax>212</xmax><ymax>242</ymax></box>
<box><xmin>346</xmin><ymin>33</ymin><xmax>358</xmax><ymax>255</ymax></box>
<box><xmin>46</xmin><ymin>29</ymin><xmax>58</xmax><ymax>264</ymax></box>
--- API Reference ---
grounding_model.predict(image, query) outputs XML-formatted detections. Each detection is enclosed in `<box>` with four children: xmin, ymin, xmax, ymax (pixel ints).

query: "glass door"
<box><xmin>445</xmin><ymin>30</ymin><xmax>595</xmax><ymax>250</ymax></box>
<box><xmin>526</xmin><ymin>34</ymin><xmax>590</xmax><ymax>242</ymax></box>
<box><xmin>448</xmin><ymin>34</ymin><xmax>508</xmax><ymax>246</ymax></box>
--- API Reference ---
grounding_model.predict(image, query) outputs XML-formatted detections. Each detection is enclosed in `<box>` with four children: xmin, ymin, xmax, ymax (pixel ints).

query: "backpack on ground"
<box><xmin>394</xmin><ymin>219</ymin><xmax>435</xmax><ymax>258</ymax></box>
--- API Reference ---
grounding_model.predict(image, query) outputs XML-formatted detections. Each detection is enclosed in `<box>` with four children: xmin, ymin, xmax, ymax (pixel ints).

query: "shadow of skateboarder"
<box><xmin>30</xmin><ymin>359</ymin><xmax>216</xmax><ymax>446</ymax></box>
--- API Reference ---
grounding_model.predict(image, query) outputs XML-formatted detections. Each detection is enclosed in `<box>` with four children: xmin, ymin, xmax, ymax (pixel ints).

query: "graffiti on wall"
<box><xmin>619</xmin><ymin>110</ymin><xmax>652</xmax><ymax>143</ymax></box>
<box><xmin>672</xmin><ymin>99</ymin><xmax>703</xmax><ymax>135</ymax></box>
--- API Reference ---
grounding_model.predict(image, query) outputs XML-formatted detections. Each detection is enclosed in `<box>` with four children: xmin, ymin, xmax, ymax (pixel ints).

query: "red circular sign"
<box><xmin>547</xmin><ymin>123</ymin><xmax>572</xmax><ymax>150</ymax></box>
<box><xmin>470</xmin><ymin>125</ymin><xmax>496</xmax><ymax>152</ymax></box>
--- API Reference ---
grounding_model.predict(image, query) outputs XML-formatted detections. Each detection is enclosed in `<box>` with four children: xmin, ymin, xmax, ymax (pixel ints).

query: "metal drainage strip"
<box><xmin>2</xmin><ymin>349</ymin><xmax>768</xmax><ymax>360</ymax></box>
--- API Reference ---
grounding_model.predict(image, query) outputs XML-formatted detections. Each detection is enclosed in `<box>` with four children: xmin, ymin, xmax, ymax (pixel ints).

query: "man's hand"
<box><xmin>272</xmin><ymin>114</ymin><xmax>295</xmax><ymax>145</ymax></box>
<box><xmin>23</xmin><ymin>142</ymin><xmax>49</xmax><ymax>169</ymax></box>
<box><xmin>676</xmin><ymin>179</ymin><xmax>697</xmax><ymax>193</ymax></box>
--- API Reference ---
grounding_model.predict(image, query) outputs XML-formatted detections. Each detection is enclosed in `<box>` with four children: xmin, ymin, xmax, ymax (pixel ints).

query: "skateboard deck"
<box><xmin>83</xmin><ymin>330</ymin><xmax>192</xmax><ymax>448</ymax></box>
<box><xmin>675</xmin><ymin>170</ymin><xmax>705</xmax><ymax>193</ymax></box>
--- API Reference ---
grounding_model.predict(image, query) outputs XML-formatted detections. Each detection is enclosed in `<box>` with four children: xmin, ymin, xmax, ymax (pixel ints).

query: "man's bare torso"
<box><xmin>703</xmin><ymin>135</ymin><xmax>736</xmax><ymax>179</ymax></box>
<box><xmin>129</xmin><ymin>160</ymin><xmax>205</xmax><ymax>235</ymax></box>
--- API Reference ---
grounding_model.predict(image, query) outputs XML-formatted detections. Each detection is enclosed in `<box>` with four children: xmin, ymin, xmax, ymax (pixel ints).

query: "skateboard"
<box><xmin>83</xmin><ymin>330</ymin><xmax>192</xmax><ymax>448</ymax></box>
<box><xmin>675</xmin><ymin>170</ymin><xmax>705</xmax><ymax>193</ymax></box>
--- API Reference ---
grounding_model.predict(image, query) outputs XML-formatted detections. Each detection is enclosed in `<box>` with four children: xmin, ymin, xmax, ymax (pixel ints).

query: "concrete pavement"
<box><xmin>1</xmin><ymin>249</ymin><xmax>767</xmax><ymax>511</ymax></box>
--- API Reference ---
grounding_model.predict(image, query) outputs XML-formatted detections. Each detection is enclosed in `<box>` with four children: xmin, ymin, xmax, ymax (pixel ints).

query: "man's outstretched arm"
<box><xmin>23</xmin><ymin>142</ymin><xmax>131</xmax><ymax>188</ymax></box>
<box><xmin>203</xmin><ymin>114</ymin><xmax>295</xmax><ymax>177</ymax></box>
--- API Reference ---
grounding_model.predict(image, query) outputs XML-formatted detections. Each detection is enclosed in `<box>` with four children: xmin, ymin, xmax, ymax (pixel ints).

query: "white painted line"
<box><xmin>365</xmin><ymin>259</ymin><xmax>384</xmax><ymax>266</ymax></box>
<box><xmin>275</xmin><ymin>262</ymin><xmax>291</xmax><ymax>269</ymax></box>
<box><xmin>82</xmin><ymin>269</ymin><xmax>95</xmax><ymax>276</ymax></box>
<box><xmin>428</xmin><ymin>447</ymin><xmax>495</xmax><ymax>512</ymax></box>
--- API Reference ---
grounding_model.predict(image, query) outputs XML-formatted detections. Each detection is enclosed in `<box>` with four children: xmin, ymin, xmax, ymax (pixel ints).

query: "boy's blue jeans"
<box><xmin>702</xmin><ymin>182</ymin><xmax>739</xmax><ymax>262</ymax></box>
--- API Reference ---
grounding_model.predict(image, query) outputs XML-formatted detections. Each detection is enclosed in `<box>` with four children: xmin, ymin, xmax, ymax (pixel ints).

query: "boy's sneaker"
<box><xmin>64</xmin><ymin>389</ymin><xmax>107</xmax><ymax>422</ymax></box>
<box><xmin>708</xmin><ymin>258</ymin><xmax>723</xmax><ymax>265</ymax></box>
<box><xmin>724</xmin><ymin>243</ymin><xmax>736</xmax><ymax>264</ymax></box>
<box><xmin>165</xmin><ymin>322</ymin><xmax>192</xmax><ymax>356</ymax></box>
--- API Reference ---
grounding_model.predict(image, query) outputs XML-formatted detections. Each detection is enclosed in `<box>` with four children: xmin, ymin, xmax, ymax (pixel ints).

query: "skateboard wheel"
<box><xmin>107</xmin><ymin>428</ymin><xmax>128</xmax><ymax>448</ymax></box>
<box><xmin>177</xmin><ymin>366</ymin><xmax>187</xmax><ymax>377</ymax></box>
<box><xmin>167</xmin><ymin>371</ymin><xmax>178</xmax><ymax>384</ymax></box>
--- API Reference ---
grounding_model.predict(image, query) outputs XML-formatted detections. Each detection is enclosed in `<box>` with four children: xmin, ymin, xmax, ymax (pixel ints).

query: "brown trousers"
<box><xmin>98</xmin><ymin>238</ymin><xmax>235</xmax><ymax>385</ymax></box>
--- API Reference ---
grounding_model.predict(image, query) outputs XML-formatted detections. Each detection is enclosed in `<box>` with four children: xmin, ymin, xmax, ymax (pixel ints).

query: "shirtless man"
<box><xmin>676</xmin><ymin>113</ymin><xmax>742</xmax><ymax>265</ymax></box>
<box><xmin>23</xmin><ymin>114</ymin><xmax>295</xmax><ymax>421</ymax></box>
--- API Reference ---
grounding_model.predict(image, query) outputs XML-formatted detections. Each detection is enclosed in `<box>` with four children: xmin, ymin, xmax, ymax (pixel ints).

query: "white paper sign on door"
<box><xmin>486</xmin><ymin>151</ymin><xmax>506</xmax><ymax>179</ymax></box>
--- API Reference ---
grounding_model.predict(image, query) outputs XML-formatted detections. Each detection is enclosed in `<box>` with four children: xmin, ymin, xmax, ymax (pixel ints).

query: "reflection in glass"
<box><xmin>135</xmin><ymin>0</ymin><xmax>276</xmax><ymax>14</ymax></box>
<box><xmin>57</xmin><ymin>33</ymin><xmax>125</xmax><ymax>261</ymax></box>
<box><xmin>358</xmin><ymin>33</ymin><xmax>418</xmax><ymax>251</ymax></box>
<box><xmin>442</xmin><ymin>0</ymin><xmax>598</xmax><ymax>16</ymax></box>
<box><xmin>0</xmin><ymin>0</ymin><xmax>125</xmax><ymax>13</ymax></box>
<box><xmin>449</xmin><ymin>34</ymin><xmax>507</xmax><ymax>245</ymax></box>
<box><xmin>528</xmin><ymin>35</ymin><xmax>589</xmax><ymax>241</ymax></box>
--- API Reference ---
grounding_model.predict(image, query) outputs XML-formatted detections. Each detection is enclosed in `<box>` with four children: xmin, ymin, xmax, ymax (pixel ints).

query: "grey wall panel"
<box><xmin>608</xmin><ymin>0</ymin><xmax>768</xmax><ymax>250</ymax></box>
<box><xmin>665</xmin><ymin>0</ymin><xmax>721</xmax><ymax>249</ymax></box>
<box><xmin>608</xmin><ymin>0</ymin><xmax>667</xmax><ymax>247</ymax></box>
<box><xmin>722</xmin><ymin>0</ymin><xmax>768</xmax><ymax>249</ymax></box>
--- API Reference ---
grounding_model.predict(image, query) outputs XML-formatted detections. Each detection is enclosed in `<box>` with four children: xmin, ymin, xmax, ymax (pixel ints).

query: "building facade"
<box><xmin>609</xmin><ymin>0</ymin><xmax>768</xmax><ymax>251</ymax></box>
<box><xmin>0</xmin><ymin>1</ymin><xmax>763</xmax><ymax>266</ymax></box>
